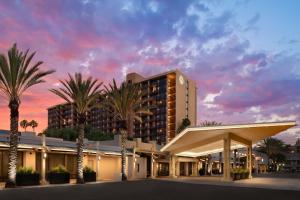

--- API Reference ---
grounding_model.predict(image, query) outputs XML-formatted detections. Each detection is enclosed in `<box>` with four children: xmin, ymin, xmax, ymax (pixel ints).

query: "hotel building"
<box><xmin>48</xmin><ymin>70</ymin><xmax>197</xmax><ymax>145</ymax></box>
<box><xmin>0</xmin><ymin>121</ymin><xmax>295</xmax><ymax>183</ymax></box>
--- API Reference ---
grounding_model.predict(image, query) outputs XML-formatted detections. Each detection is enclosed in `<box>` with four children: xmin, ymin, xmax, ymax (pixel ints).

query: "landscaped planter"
<box><xmin>232</xmin><ymin>173</ymin><xmax>240</xmax><ymax>180</ymax></box>
<box><xmin>47</xmin><ymin>172</ymin><xmax>70</xmax><ymax>184</ymax></box>
<box><xmin>16</xmin><ymin>173</ymin><xmax>40</xmax><ymax>186</ymax></box>
<box><xmin>84</xmin><ymin>172</ymin><xmax>96</xmax><ymax>182</ymax></box>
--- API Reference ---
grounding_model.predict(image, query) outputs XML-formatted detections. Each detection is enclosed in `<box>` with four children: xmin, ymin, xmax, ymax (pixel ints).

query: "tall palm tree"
<box><xmin>29</xmin><ymin>120</ymin><xmax>38</xmax><ymax>132</ymax></box>
<box><xmin>0</xmin><ymin>43</ymin><xmax>54</xmax><ymax>187</ymax></box>
<box><xmin>103</xmin><ymin>79</ymin><xmax>152</xmax><ymax>181</ymax></box>
<box><xmin>49</xmin><ymin>73</ymin><xmax>102</xmax><ymax>184</ymax></box>
<box><xmin>20</xmin><ymin>119</ymin><xmax>29</xmax><ymax>132</ymax></box>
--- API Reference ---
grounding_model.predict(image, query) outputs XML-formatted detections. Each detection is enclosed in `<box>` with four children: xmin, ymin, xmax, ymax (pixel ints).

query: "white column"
<box><xmin>132</xmin><ymin>148</ymin><xmax>136</xmax><ymax>180</ymax></box>
<box><xmin>41</xmin><ymin>134</ymin><xmax>47</xmax><ymax>184</ymax></box>
<box><xmin>223</xmin><ymin>134</ymin><xmax>231</xmax><ymax>181</ymax></box>
<box><xmin>170</xmin><ymin>156</ymin><xmax>176</xmax><ymax>178</ymax></box>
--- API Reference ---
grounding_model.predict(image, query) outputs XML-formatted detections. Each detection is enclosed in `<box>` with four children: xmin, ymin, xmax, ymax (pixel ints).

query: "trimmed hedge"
<box><xmin>16</xmin><ymin>173</ymin><xmax>40</xmax><ymax>186</ymax></box>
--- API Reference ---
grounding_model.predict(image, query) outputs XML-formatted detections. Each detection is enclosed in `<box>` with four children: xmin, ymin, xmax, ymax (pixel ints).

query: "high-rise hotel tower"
<box><xmin>48</xmin><ymin>70</ymin><xmax>197</xmax><ymax>144</ymax></box>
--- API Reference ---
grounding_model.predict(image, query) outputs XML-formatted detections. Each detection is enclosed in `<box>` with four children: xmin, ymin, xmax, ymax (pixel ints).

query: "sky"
<box><xmin>0</xmin><ymin>0</ymin><xmax>299</xmax><ymax>144</ymax></box>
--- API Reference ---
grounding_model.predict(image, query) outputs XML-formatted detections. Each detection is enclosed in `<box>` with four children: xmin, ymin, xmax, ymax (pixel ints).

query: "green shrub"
<box><xmin>231</xmin><ymin>168</ymin><xmax>249</xmax><ymax>174</ymax></box>
<box><xmin>83</xmin><ymin>166</ymin><xmax>95</xmax><ymax>173</ymax></box>
<box><xmin>17</xmin><ymin>167</ymin><xmax>35</xmax><ymax>174</ymax></box>
<box><xmin>50</xmin><ymin>165</ymin><xmax>68</xmax><ymax>173</ymax></box>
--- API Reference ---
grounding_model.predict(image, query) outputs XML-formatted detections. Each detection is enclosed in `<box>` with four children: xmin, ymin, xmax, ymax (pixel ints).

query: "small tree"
<box><xmin>20</xmin><ymin>119</ymin><xmax>29</xmax><ymax>132</ymax></box>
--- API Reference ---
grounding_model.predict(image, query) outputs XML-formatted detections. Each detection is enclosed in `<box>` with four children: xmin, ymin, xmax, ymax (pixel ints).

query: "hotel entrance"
<box><xmin>157</xmin><ymin>162</ymin><xmax>169</xmax><ymax>176</ymax></box>
<box><xmin>179</xmin><ymin>162</ymin><xmax>194</xmax><ymax>176</ymax></box>
<box><xmin>161</xmin><ymin>122</ymin><xmax>296</xmax><ymax>181</ymax></box>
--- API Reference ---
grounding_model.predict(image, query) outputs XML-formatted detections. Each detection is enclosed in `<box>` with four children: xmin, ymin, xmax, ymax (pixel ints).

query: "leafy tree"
<box><xmin>44</xmin><ymin>128</ymin><xmax>78</xmax><ymax>141</ymax></box>
<box><xmin>20</xmin><ymin>119</ymin><xmax>29</xmax><ymax>132</ymax></box>
<box><xmin>103</xmin><ymin>79</ymin><xmax>151</xmax><ymax>181</ymax></box>
<box><xmin>0</xmin><ymin>43</ymin><xmax>54</xmax><ymax>187</ymax></box>
<box><xmin>43</xmin><ymin>127</ymin><xmax>113</xmax><ymax>141</ymax></box>
<box><xmin>177</xmin><ymin>118</ymin><xmax>191</xmax><ymax>133</ymax></box>
<box><xmin>200</xmin><ymin>120</ymin><xmax>222</xmax><ymax>127</ymax></box>
<box><xmin>50</xmin><ymin>73</ymin><xmax>102</xmax><ymax>184</ymax></box>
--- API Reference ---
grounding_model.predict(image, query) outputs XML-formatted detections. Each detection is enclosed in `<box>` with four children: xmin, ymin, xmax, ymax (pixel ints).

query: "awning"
<box><xmin>161</xmin><ymin>121</ymin><xmax>296</xmax><ymax>157</ymax></box>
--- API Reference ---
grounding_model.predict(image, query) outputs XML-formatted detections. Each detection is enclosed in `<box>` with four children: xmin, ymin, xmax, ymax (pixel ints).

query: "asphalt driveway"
<box><xmin>0</xmin><ymin>180</ymin><xmax>299</xmax><ymax>200</ymax></box>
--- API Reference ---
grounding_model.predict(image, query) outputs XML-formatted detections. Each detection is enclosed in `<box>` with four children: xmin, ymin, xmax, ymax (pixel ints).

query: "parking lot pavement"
<box><xmin>0</xmin><ymin>179</ymin><xmax>299</xmax><ymax>200</ymax></box>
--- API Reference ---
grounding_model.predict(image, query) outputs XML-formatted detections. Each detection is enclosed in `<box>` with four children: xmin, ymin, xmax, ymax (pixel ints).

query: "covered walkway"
<box><xmin>161</xmin><ymin>121</ymin><xmax>297</xmax><ymax>181</ymax></box>
<box><xmin>157</xmin><ymin>176</ymin><xmax>300</xmax><ymax>191</ymax></box>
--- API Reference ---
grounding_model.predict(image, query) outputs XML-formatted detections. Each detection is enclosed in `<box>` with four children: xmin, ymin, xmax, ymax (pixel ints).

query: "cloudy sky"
<box><xmin>0</xmin><ymin>0</ymin><xmax>299</xmax><ymax>144</ymax></box>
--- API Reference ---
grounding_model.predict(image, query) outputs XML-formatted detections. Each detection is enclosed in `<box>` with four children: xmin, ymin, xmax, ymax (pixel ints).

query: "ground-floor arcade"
<box><xmin>0</xmin><ymin>121</ymin><xmax>297</xmax><ymax>184</ymax></box>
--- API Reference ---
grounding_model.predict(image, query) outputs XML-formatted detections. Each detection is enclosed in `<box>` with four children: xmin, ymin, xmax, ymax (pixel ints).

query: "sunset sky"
<box><xmin>0</xmin><ymin>0</ymin><xmax>299</xmax><ymax>144</ymax></box>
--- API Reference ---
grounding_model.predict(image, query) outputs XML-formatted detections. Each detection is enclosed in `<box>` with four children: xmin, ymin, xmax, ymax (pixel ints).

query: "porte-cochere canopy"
<box><xmin>161</xmin><ymin>121</ymin><xmax>297</xmax><ymax>157</ymax></box>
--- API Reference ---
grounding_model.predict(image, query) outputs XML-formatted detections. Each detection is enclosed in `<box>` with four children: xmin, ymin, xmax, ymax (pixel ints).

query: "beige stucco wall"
<box><xmin>99</xmin><ymin>155</ymin><xmax>121</xmax><ymax>181</ymax></box>
<box><xmin>23</xmin><ymin>151</ymin><xmax>36</xmax><ymax>171</ymax></box>
<box><xmin>175</xmin><ymin>70</ymin><xmax>197</xmax><ymax>133</ymax></box>
<box><xmin>127</xmin><ymin>155</ymin><xmax>147</xmax><ymax>179</ymax></box>
<box><xmin>134</xmin><ymin>157</ymin><xmax>147</xmax><ymax>179</ymax></box>
<box><xmin>188</xmin><ymin>80</ymin><xmax>197</xmax><ymax>126</ymax></box>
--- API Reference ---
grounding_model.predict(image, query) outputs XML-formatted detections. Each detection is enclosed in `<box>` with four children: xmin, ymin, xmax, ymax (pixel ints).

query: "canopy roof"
<box><xmin>161</xmin><ymin>121</ymin><xmax>297</xmax><ymax>157</ymax></box>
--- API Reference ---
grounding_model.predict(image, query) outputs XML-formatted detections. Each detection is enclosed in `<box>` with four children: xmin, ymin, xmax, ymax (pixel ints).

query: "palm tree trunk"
<box><xmin>5</xmin><ymin>100</ymin><xmax>19</xmax><ymax>188</ymax></box>
<box><xmin>121</xmin><ymin>129</ymin><xmax>127</xmax><ymax>181</ymax></box>
<box><xmin>76</xmin><ymin>116</ymin><xmax>85</xmax><ymax>184</ymax></box>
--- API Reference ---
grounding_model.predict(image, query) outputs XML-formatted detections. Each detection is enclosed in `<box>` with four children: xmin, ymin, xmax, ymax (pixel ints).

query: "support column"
<box><xmin>175</xmin><ymin>161</ymin><xmax>180</xmax><ymax>176</ymax></box>
<box><xmin>184</xmin><ymin>162</ymin><xmax>189</xmax><ymax>176</ymax></box>
<box><xmin>132</xmin><ymin>148</ymin><xmax>136</xmax><ymax>180</ymax></box>
<box><xmin>219</xmin><ymin>152</ymin><xmax>222</xmax><ymax>173</ymax></box>
<box><xmin>41</xmin><ymin>134</ymin><xmax>47</xmax><ymax>185</ymax></box>
<box><xmin>247</xmin><ymin>143</ymin><xmax>253</xmax><ymax>178</ymax></box>
<box><xmin>151</xmin><ymin>152</ymin><xmax>154</xmax><ymax>178</ymax></box>
<box><xmin>96</xmin><ymin>141</ymin><xmax>100</xmax><ymax>181</ymax></box>
<box><xmin>223</xmin><ymin>133</ymin><xmax>231</xmax><ymax>181</ymax></box>
<box><xmin>169</xmin><ymin>155</ymin><xmax>177</xmax><ymax>178</ymax></box>
<box><xmin>233</xmin><ymin>149</ymin><xmax>237</xmax><ymax>168</ymax></box>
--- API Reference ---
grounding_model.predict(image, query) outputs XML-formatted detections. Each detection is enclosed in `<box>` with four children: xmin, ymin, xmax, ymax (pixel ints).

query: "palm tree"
<box><xmin>29</xmin><ymin>120</ymin><xmax>38</xmax><ymax>132</ymax></box>
<box><xmin>20</xmin><ymin>119</ymin><xmax>29</xmax><ymax>132</ymax></box>
<box><xmin>200</xmin><ymin>120</ymin><xmax>222</xmax><ymax>127</ymax></box>
<box><xmin>49</xmin><ymin>73</ymin><xmax>102</xmax><ymax>184</ymax></box>
<box><xmin>257</xmin><ymin>137</ymin><xmax>286</xmax><ymax>170</ymax></box>
<box><xmin>0</xmin><ymin>43</ymin><xmax>54</xmax><ymax>187</ymax></box>
<box><xmin>103</xmin><ymin>80</ymin><xmax>152</xmax><ymax>181</ymax></box>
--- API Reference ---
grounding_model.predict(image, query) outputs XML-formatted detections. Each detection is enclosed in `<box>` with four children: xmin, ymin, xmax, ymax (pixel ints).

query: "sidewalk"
<box><xmin>0</xmin><ymin>179</ymin><xmax>117</xmax><ymax>190</ymax></box>
<box><xmin>157</xmin><ymin>176</ymin><xmax>300</xmax><ymax>191</ymax></box>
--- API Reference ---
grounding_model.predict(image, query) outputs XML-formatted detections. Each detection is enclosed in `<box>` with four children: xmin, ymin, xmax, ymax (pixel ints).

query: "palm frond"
<box><xmin>50</xmin><ymin>73</ymin><xmax>103</xmax><ymax>115</ymax></box>
<box><xmin>0</xmin><ymin>43</ymin><xmax>55</xmax><ymax>103</ymax></box>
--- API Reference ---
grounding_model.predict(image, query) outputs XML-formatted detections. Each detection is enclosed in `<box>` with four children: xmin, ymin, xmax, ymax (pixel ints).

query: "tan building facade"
<box><xmin>47</xmin><ymin>69</ymin><xmax>197</xmax><ymax>145</ymax></box>
<box><xmin>126</xmin><ymin>69</ymin><xmax>197</xmax><ymax>144</ymax></box>
<box><xmin>0</xmin><ymin>121</ymin><xmax>296</xmax><ymax>184</ymax></box>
